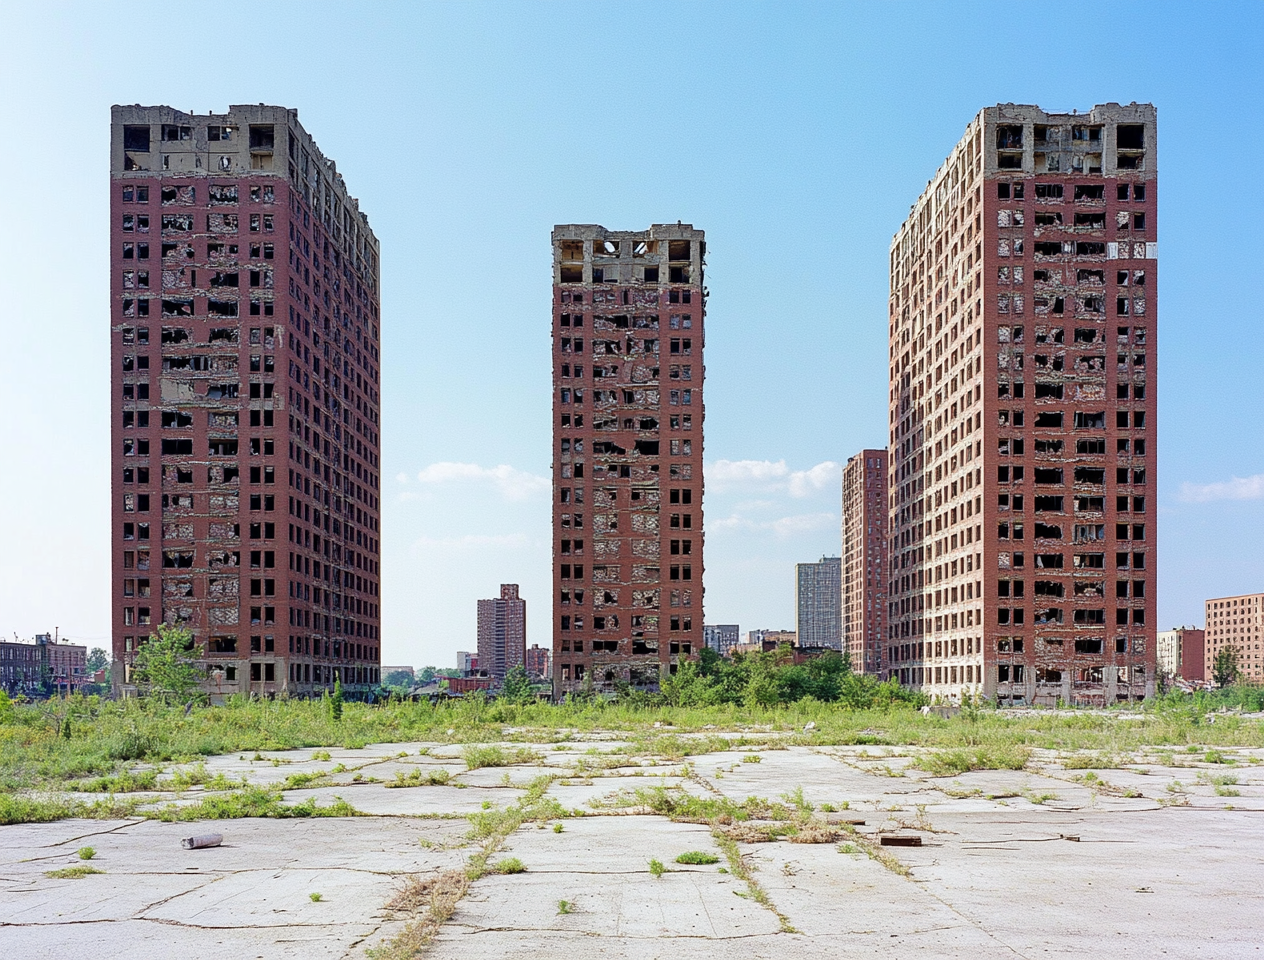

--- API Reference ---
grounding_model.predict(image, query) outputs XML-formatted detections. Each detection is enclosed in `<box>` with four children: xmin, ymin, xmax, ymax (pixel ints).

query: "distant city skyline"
<box><xmin>1</xmin><ymin>3</ymin><xmax>1262</xmax><ymax>672</ymax></box>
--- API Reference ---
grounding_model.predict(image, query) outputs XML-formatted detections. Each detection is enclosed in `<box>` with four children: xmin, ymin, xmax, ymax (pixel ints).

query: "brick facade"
<box><xmin>110</xmin><ymin>105</ymin><xmax>382</xmax><ymax>698</ymax></box>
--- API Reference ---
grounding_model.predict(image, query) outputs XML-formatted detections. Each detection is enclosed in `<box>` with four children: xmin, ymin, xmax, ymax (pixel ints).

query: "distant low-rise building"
<box><xmin>747</xmin><ymin>629</ymin><xmax>797</xmax><ymax>648</ymax></box>
<box><xmin>1156</xmin><ymin>627</ymin><xmax>1205</xmax><ymax>683</ymax></box>
<box><xmin>703</xmin><ymin>624</ymin><xmax>740</xmax><ymax>656</ymax></box>
<box><xmin>41</xmin><ymin>635</ymin><xmax>88</xmax><ymax>692</ymax></box>
<box><xmin>0</xmin><ymin>640</ymin><xmax>43</xmax><ymax>696</ymax></box>
<box><xmin>456</xmin><ymin>651</ymin><xmax>478</xmax><ymax>674</ymax></box>
<box><xmin>381</xmin><ymin>666</ymin><xmax>415</xmax><ymax>679</ymax></box>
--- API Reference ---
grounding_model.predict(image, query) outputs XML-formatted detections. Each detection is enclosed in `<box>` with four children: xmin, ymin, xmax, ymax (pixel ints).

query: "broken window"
<box><xmin>123</xmin><ymin>125</ymin><xmax>150</xmax><ymax>152</ymax></box>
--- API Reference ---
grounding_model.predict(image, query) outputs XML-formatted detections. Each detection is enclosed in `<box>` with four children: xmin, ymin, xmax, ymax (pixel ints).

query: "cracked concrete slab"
<box><xmin>6</xmin><ymin>733</ymin><xmax>1264</xmax><ymax>959</ymax></box>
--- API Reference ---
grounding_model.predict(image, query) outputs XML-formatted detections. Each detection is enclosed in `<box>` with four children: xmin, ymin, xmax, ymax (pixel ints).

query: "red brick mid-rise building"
<box><xmin>477</xmin><ymin>584</ymin><xmax>527</xmax><ymax>683</ymax></box>
<box><xmin>842</xmin><ymin>449</ymin><xmax>888</xmax><ymax>674</ymax></box>
<box><xmin>1204</xmin><ymin>594</ymin><xmax>1263</xmax><ymax>683</ymax></box>
<box><xmin>525</xmin><ymin>644</ymin><xmax>551</xmax><ymax>678</ymax></box>
<box><xmin>551</xmin><ymin>225</ymin><xmax>705</xmax><ymax>696</ymax></box>
<box><xmin>887</xmin><ymin>103</ymin><xmax>1157</xmax><ymax>705</ymax></box>
<box><xmin>110</xmin><ymin>105</ymin><xmax>382</xmax><ymax>698</ymax></box>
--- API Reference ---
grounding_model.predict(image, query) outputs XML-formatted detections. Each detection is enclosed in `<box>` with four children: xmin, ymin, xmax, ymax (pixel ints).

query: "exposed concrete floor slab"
<box><xmin>6</xmin><ymin>730</ymin><xmax>1264</xmax><ymax>959</ymax></box>
<box><xmin>2</xmin><ymin>817</ymin><xmax>469</xmax><ymax>960</ymax></box>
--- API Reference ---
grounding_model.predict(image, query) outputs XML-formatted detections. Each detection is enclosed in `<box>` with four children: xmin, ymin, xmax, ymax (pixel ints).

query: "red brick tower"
<box><xmin>110</xmin><ymin>105</ymin><xmax>382</xmax><ymax>698</ymax></box>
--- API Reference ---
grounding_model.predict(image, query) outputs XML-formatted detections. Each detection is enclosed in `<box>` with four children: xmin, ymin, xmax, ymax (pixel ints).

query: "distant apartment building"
<box><xmin>703</xmin><ymin>624</ymin><xmax>741</xmax><ymax>656</ymax></box>
<box><xmin>551</xmin><ymin>224</ymin><xmax>706</xmax><ymax>696</ymax></box>
<box><xmin>747</xmin><ymin>629</ymin><xmax>797</xmax><ymax>647</ymax></box>
<box><xmin>842</xmin><ymin>449</ymin><xmax>889</xmax><ymax>674</ymax></box>
<box><xmin>0</xmin><ymin>640</ymin><xmax>44</xmax><ymax>696</ymax></box>
<box><xmin>477</xmin><ymin>584</ymin><xmax>526</xmax><ymax>683</ymax></box>
<box><xmin>456</xmin><ymin>650</ymin><xmax>478</xmax><ymax>675</ymax></box>
<box><xmin>110</xmin><ymin>104</ymin><xmax>382</xmax><ymax>699</ymax></box>
<box><xmin>42</xmin><ymin>635</ymin><xmax>88</xmax><ymax>692</ymax></box>
<box><xmin>525</xmin><ymin>644</ymin><xmax>551</xmax><ymax>678</ymax></box>
<box><xmin>1156</xmin><ymin>626</ymin><xmax>1205</xmax><ymax>683</ymax></box>
<box><xmin>796</xmin><ymin>557</ymin><xmax>842</xmax><ymax>649</ymax></box>
<box><xmin>1204</xmin><ymin>594</ymin><xmax>1263</xmax><ymax>683</ymax></box>
<box><xmin>886</xmin><ymin>103</ymin><xmax>1157</xmax><ymax>705</ymax></box>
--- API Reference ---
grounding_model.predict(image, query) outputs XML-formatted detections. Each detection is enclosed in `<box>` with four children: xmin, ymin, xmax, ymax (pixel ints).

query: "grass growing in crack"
<box><xmin>281</xmin><ymin>771</ymin><xmax>327</xmax><ymax>790</ymax></box>
<box><xmin>146</xmin><ymin>784</ymin><xmax>362</xmax><ymax>821</ymax></box>
<box><xmin>712</xmin><ymin>831</ymin><xmax>796</xmax><ymax>932</ymax></box>
<box><xmin>77</xmin><ymin>846</ymin><xmax>96</xmax><ymax>860</ymax></box>
<box><xmin>75</xmin><ymin>769</ymin><xmax>159</xmax><ymax>793</ymax></box>
<box><xmin>557</xmin><ymin>899</ymin><xmax>573</xmax><ymax>914</ymax></box>
<box><xmin>372</xmin><ymin>776</ymin><xmax>560</xmax><ymax>960</ymax></box>
<box><xmin>648</xmin><ymin>857</ymin><xmax>666</xmax><ymax>878</ymax></box>
<box><xmin>309</xmin><ymin>892</ymin><xmax>323</xmax><ymax>902</ymax></box>
<box><xmin>676</xmin><ymin>850</ymin><xmax>720</xmax><ymax>864</ymax></box>
<box><xmin>1061</xmin><ymin>752</ymin><xmax>1124</xmax><ymax>770</ymax></box>
<box><xmin>462</xmin><ymin>745</ymin><xmax>543</xmax><ymax>770</ymax></box>
<box><xmin>913</xmin><ymin>744</ymin><xmax>1031</xmax><ymax>777</ymax></box>
<box><xmin>45</xmin><ymin>865</ymin><xmax>105</xmax><ymax>879</ymax></box>
<box><xmin>385</xmin><ymin>767</ymin><xmax>452</xmax><ymax>788</ymax></box>
<box><xmin>1197</xmin><ymin>772</ymin><xmax>1241</xmax><ymax>796</ymax></box>
<box><xmin>0</xmin><ymin>793</ymin><xmax>139</xmax><ymax>826</ymax></box>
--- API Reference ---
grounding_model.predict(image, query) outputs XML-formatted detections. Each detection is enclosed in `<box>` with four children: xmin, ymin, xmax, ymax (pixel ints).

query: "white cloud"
<box><xmin>706</xmin><ymin>459</ymin><xmax>841</xmax><ymax>498</ymax></box>
<box><xmin>1180</xmin><ymin>473</ymin><xmax>1264</xmax><ymax>503</ymax></box>
<box><xmin>709</xmin><ymin>512</ymin><xmax>837</xmax><ymax>538</ymax></box>
<box><xmin>413</xmin><ymin>462</ymin><xmax>549</xmax><ymax>501</ymax></box>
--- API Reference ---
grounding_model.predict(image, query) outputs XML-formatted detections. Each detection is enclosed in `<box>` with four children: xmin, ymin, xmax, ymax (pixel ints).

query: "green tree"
<box><xmin>132</xmin><ymin>624</ymin><xmax>202</xmax><ymax>703</ymax></box>
<box><xmin>1212</xmin><ymin>647</ymin><xmax>1241</xmax><ymax>688</ymax></box>
<box><xmin>500</xmin><ymin>664</ymin><xmax>534</xmax><ymax>704</ymax></box>
<box><xmin>86</xmin><ymin>648</ymin><xmax>109</xmax><ymax>674</ymax></box>
<box><xmin>382</xmin><ymin>670</ymin><xmax>414</xmax><ymax>690</ymax></box>
<box><xmin>418</xmin><ymin>666</ymin><xmax>437</xmax><ymax>683</ymax></box>
<box><xmin>330</xmin><ymin>677</ymin><xmax>344</xmax><ymax>720</ymax></box>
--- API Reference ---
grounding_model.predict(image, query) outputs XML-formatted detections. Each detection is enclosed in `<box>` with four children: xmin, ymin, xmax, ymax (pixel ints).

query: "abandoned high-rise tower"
<box><xmin>886</xmin><ymin>103</ymin><xmax>1157</xmax><ymax>705</ymax></box>
<box><xmin>551</xmin><ymin>225</ymin><xmax>706</xmax><ymax>697</ymax></box>
<box><xmin>110</xmin><ymin>105</ymin><xmax>382</xmax><ymax>697</ymax></box>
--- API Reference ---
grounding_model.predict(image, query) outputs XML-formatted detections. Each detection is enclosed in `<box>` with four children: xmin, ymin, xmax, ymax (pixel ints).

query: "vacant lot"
<box><xmin>4</xmin><ymin>701</ymin><xmax>1264</xmax><ymax>958</ymax></box>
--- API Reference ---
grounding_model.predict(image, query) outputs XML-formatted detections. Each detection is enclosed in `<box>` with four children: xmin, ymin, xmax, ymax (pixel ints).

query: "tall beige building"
<box><xmin>1204</xmin><ymin>594</ymin><xmax>1263</xmax><ymax>683</ymax></box>
<box><xmin>887</xmin><ymin>103</ymin><xmax>1157</xmax><ymax>705</ymax></box>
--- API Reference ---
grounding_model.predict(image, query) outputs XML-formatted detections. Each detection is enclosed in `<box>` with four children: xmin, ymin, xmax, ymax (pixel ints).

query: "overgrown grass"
<box><xmin>912</xmin><ymin>744</ymin><xmax>1032</xmax><ymax>777</ymax></box>
<box><xmin>0</xmin><ymin>793</ymin><xmax>139</xmax><ymax>825</ymax></box>
<box><xmin>462</xmin><ymin>745</ymin><xmax>543</xmax><ymax>770</ymax></box>
<box><xmin>145</xmin><ymin>784</ymin><xmax>363</xmax><ymax>821</ymax></box>
<box><xmin>385</xmin><ymin>767</ymin><xmax>452</xmax><ymax>788</ymax></box>
<box><xmin>2</xmin><ymin>688</ymin><xmax>1262</xmax><ymax>813</ymax></box>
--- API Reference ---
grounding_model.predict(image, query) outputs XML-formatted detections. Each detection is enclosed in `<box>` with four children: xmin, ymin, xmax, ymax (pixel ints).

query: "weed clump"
<box><xmin>462</xmin><ymin>745</ymin><xmax>543</xmax><ymax>770</ymax></box>
<box><xmin>675</xmin><ymin>850</ymin><xmax>720</xmax><ymax>865</ymax></box>
<box><xmin>45</xmin><ymin>865</ymin><xmax>105</xmax><ymax>879</ymax></box>
<box><xmin>913</xmin><ymin>744</ymin><xmax>1031</xmax><ymax>777</ymax></box>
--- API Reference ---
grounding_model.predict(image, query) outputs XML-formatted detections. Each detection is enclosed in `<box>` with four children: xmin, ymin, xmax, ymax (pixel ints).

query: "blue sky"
<box><xmin>1</xmin><ymin>2</ymin><xmax>1261</xmax><ymax>668</ymax></box>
